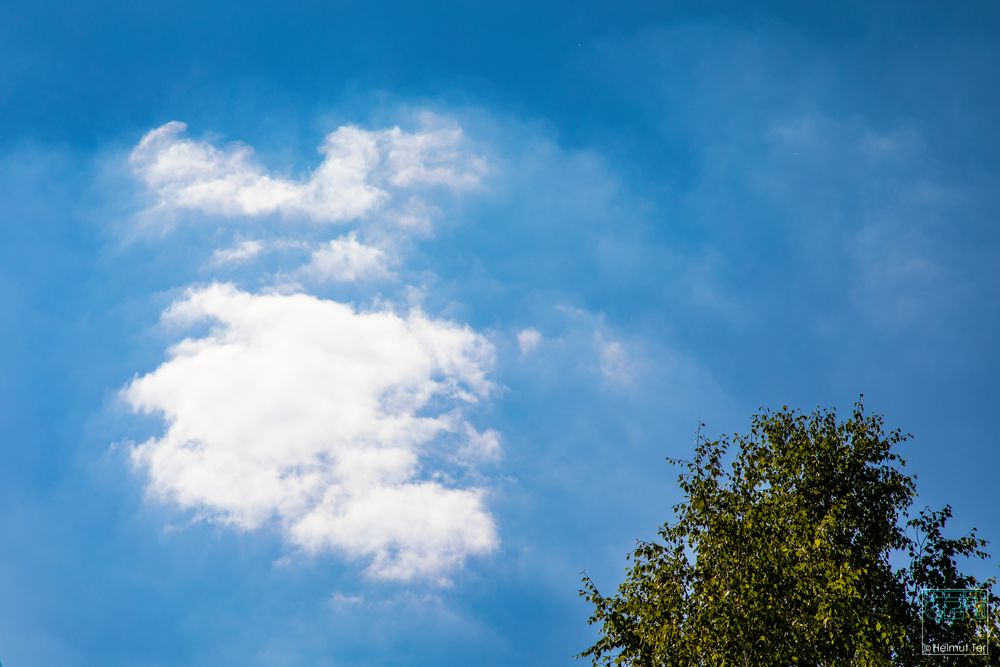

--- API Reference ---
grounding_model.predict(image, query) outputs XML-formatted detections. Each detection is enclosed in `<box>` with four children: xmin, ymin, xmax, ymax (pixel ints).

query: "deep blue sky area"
<box><xmin>1</xmin><ymin>2</ymin><xmax>999</xmax><ymax>665</ymax></box>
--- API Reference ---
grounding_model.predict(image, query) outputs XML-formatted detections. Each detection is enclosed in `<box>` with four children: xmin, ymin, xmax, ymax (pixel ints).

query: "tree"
<box><xmin>580</xmin><ymin>399</ymin><xmax>998</xmax><ymax>665</ymax></box>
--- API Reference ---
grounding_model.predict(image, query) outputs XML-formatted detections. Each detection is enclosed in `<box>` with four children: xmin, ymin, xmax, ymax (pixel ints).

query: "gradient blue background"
<box><xmin>1</xmin><ymin>2</ymin><xmax>999</xmax><ymax>664</ymax></box>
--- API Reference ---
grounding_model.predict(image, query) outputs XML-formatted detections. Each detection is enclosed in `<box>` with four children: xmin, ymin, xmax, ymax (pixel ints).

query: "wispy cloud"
<box><xmin>209</xmin><ymin>239</ymin><xmax>265</xmax><ymax>266</ymax></box>
<box><xmin>298</xmin><ymin>233</ymin><xmax>391</xmax><ymax>283</ymax></box>
<box><xmin>551</xmin><ymin>306</ymin><xmax>640</xmax><ymax>387</ymax></box>
<box><xmin>516</xmin><ymin>328</ymin><xmax>542</xmax><ymax>354</ymax></box>
<box><xmin>597</xmin><ymin>336</ymin><xmax>634</xmax><ymax>386</ymax></box>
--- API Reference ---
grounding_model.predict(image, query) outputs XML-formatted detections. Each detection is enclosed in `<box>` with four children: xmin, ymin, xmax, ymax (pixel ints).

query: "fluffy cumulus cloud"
<box><xmin>121</xmin><ymin>115</ymin><xmax>506</xmax><ymax>583</ymax></box>
<box><xmin>129</xmin><ymin>119</ymin><xmax>485</xmax><ymax>224</ymax></box>
<box><xmin>124</xmin><ymin>283</ymin><xmax>499</xmax><ymax>582</ymax></box>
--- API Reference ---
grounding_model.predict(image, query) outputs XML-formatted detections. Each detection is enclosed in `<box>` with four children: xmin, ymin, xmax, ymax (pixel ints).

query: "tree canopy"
<box><xmin>580</xmin><ymin>399</ymin><xmax>998</xmax><ymax>665</ymax></box>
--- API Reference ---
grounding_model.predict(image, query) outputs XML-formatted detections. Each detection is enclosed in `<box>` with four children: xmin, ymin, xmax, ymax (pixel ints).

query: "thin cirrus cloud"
<box><xmin>129</xmin><ymin>118</ymin><xmax>486</xmax><ymax>224</ymax></box>
<box><xmin>208</xmin><ymin>239</ymin><xmax>265</xmax><ymax>266</ymax></box>
<box><xmin>124</xmin><ymin>283</ymin><xmax>499</xmax><ymax>582</ymax></box>
<box><xmin>597</xmin><ymin>336</ymin><xmax>634</xmax><ymax>385</ymax></box>
<box><xmin>121</xmin><ymin>116</ymin><xmax>502</xmax><ymax>583</ymax></box>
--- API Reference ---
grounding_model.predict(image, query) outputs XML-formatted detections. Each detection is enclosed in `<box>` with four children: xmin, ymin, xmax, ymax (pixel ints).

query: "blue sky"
<box><xmin>1</xmin><ymin>2</ymin><xmax>999</xmax><ymax>665</ymax></box>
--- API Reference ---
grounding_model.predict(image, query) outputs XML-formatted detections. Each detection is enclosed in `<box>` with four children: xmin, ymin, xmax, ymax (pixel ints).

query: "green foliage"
<box><xmin>580</xmin><ymin>399</ymin><xmax>999</xmax><ymax>666</ymax></box>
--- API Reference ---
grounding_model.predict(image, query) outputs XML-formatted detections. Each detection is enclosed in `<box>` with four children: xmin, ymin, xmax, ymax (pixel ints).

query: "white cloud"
<box><xmin>456</xmin><ymin>426</ymin><xmax>502</xmax><ymax>464</ymax></box>
<box><xmin>209</xmin><ymin>239</ymin><xmax>265</xmax><ymax>266</ymax></box>
<box><xmin>130</xmin><ymin>120</ymin><xmax>484</xmax><ymax>225</ymax></box>
<box><xmin>552</xmin><ymin>306</ymin><xmax>638</xmax><ymax>386</ymax></box>
<box><xmin>123</xmin><ymin>283</ymin><xmax>498</xmax><ymax>582</ymax></box>
<box><xmin>380</xmin><ymin>125</ymin><xmax>486</xmax><ymax>189</ymax></box>
<box><xmin>516</xmin><ymin>328</ymin><xmax>542</xmax><ymax>354</ymax></box>
<box><xmin>299</xmin><ymin>233</ymin><xmax>390</xmax><ymax>283</ymax></box>
<box><xmin>391</xmin><ymin>196</ymin><xmax>439</xmax><ymax>232</ymax></box>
